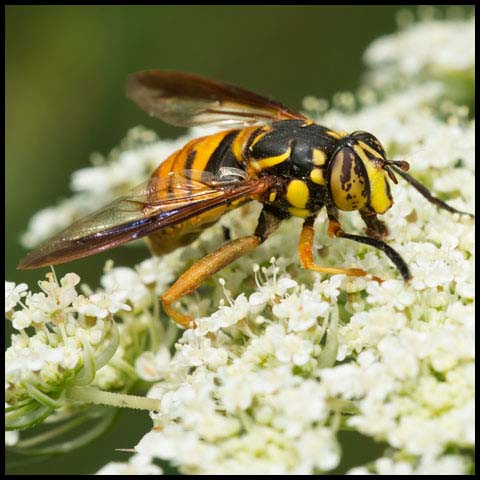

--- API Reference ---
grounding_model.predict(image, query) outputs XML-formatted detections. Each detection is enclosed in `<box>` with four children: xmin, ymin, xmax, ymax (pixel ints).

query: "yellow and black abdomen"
<box><xmin>152</xmin><ymin>129</ymin><xmax>242</xmax><ymax>181</ymax></box>
<box><xmin>145</xmin><ymin>128</ymin><xmax>258</xmax><ymax>255</ymax></box>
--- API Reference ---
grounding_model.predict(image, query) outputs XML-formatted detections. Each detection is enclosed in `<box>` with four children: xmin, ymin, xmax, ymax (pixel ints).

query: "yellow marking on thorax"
<box><xmin>326</xmin><ymin>130</ymin><xmax>348</xmax><ymax>140</ymax></box>
<box><xmin>286</xmin><ymin>179</ymin><xmax>309</xmax><ymax>208</ymax></box>
<box><xmin>249</xmin><ymin>127</ymin><xmax>271</xmax><ymax>150</ymax></box>
<box><xmin>250</xmin><ymin>146</ymin><xmax>291</xmax><ymax>171</ymax></box>
<box><xmin>310</xmin><ymin>167</ymin><xmax>325</xmax><ymax>185</ymax></box>
<box><xmin>312</xmin><ymin>148</ymin><xmax>327</xmax><ymax>166</ymax></box>
<box><xmin>269</xmin><ymin>191</ymin><xmax>277</xmax><ymax>203</ymax></box>
<box><xmin>353</xmin><ymin>145</ymin><xmax>392</xmax><ymax>214</ymax></box>
<box><xmin>288</xmin><ymin>207</ymin><xmax>311</xmax><ymax>218</ymax></box>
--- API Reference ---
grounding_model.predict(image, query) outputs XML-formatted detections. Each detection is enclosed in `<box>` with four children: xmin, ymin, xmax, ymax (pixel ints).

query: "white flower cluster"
<box><xmin>6</xmin><ymin>12</ymin><xmax>474</xmax><ymax>475</ymax></box>
<box><xmin>132</xmin><ymin>190</ymin><xmax>474</xmax><ymax>473</ymax></box>
<box><xmin>4</xmin><ymin>260</ymin><xmax>175</xmax><ymax>426</ymax></box>
<box><xmin>6</xmin><ymin>272</ymin><xmax>123</xmax><ymax>405</ymax></box>
<box><xmin>364</xmin><ymin>13</ymin><xmax>474</xmax><ymax>91</ymax></box>
<box><xmin>132</xmin><ymin>15</ymin><xmax>474</xmax><ymax>474</ymax></box>
<box><xmin>134</xmin><ymin>266</ymin><xmax>344</xmax><ymax>474</ymax></box>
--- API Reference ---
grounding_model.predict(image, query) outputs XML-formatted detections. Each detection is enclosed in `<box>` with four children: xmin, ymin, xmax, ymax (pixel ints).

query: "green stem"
<box><xmin>14</xmin><ymin>414</ymin><xmax>88</xmax><ymax>448</ymax></box>
<box><xmin>8</xmin><ymin>409</ymin><xmax>119</xmax><ymax>456</ymax></box>
<box><xmin>65</xmin><ymin>386</ymin><xmax>160</xmax><ymax>411</ymax></box>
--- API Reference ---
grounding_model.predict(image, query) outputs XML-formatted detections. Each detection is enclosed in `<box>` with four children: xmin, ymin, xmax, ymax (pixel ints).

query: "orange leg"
<box><xmin>299</xmin><ymin>217</ymin><xmax>368</xmax><ymax>277</ymax></box>
<box><xmin>161</xmin><ymin>236</ymin><xmax>261</xmax><ymax>328</ymax></box>
<box><xmin>161</xmin><ymin>209</ymin><xmax>281</xmax><ymax>329</ymax></box>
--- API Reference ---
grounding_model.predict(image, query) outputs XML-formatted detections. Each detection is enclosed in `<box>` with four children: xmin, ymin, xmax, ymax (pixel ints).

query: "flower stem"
<box><xmin>65</xmin><ymin>386</ymin><xmax>160</xmax><ymax>411</ymax></box>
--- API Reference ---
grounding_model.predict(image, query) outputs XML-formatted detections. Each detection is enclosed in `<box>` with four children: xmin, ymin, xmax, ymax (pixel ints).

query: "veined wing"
<box><xmin>18</xmin><ymin>171</ymin><xmax>277</xmax><ymax>269</ymax></box>
<box><xmin>126</xmin><ymin>70</ymin><xmax>309</xmax><ymax>129</ymax></box>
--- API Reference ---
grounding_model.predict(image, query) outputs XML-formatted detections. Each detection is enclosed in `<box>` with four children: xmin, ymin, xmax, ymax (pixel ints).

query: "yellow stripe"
<box><xmin>190</xmin><ymin>130</ymin><xmax>233</xmax><ymax>172</ymax></box>
<box><xmin>250</xmin><ymin>146</ymin><xmax>291</xmax><ymax>171</ymax></box>
<box><xmin>326</xmin><ymin>129</ymin><xmax>348</xmax><ymax>140</ymax></box>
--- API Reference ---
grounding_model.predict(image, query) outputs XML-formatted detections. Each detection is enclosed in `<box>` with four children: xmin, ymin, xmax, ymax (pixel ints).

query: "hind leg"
<box><xmin>161</xmin><ymin>209</ymin><xmax>281</xmax><ymax>328</ymax></box>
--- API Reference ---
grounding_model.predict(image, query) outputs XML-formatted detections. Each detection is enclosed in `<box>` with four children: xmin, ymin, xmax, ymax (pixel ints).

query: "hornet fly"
<box><xmin>18</xmin><ymin>71</ymin><xmax>475</xmax><ymax>328</ymax></box>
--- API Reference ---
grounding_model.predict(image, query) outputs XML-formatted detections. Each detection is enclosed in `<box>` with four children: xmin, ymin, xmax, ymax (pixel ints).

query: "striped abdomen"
<box><xmin>145</xmin><ymin>128</ymin><xmax>258</xmax><ymax>255</ymax></box>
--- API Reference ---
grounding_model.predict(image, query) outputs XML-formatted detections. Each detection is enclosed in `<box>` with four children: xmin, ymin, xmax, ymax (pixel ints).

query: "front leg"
<box><xmin>161</xmin><ymin>209</ymin><xmax>281</xmax><ymax>329</ymax></box>
<box><xmin>359</xmin><ymin>208</ymin><xmax>389</xmax><ymax>240</ymax></box>
<box><xmin>298</xmin><ymin>216</ymin><xmax>368</xmax><ymax>277</ymax></box>
<box><xmin>300</xmin><ymin>208</ymin><xmax>410</xmax><ymax>281</ymax></box>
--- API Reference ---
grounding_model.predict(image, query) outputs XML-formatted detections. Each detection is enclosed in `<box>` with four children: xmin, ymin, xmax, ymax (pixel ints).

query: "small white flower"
<box><xmin>248</xmin><ymin>264</ymin><xmax>298</xmax><ymax>312</ymax></box>
<box><xmin>196</xmin><ymin>294</ymin><xmax>250</xmax><ymax>333</ymax></box>
<box><xmin>135</xmin><ymin>347</ymin><xmax>171</xmax><ymax>382</ymax></box>
<box><xmin>315</xmin><ymin>275</ymin><xmax>344</xmax><ymax>299</ymax></box>
<box><xmin>270</xmin><ymin>381</ymin><xmax>327</xmax><ymax>437</ymax></box>
<box><xmin>272</xmin><ymin>290</ymin><xmax>330</xmax><ymax>332</ymax></box>
<box><xmin>5</xmin><ymin>281</ymin><xmax>28</xmax><ymax>313</ymax></box>
<box><xmin>101</xmin><ymin>267</ymin><xmax>151</xmax><ymax>311</ymax></box>
<box><xmin>74</xmin><ymin>296</ymin><xmax>108</xmax><ymax>318</ymax></box>
<box><xmin>366</xmin><ymin>279</ymin><xmax>415</xmax><ymax>310</ymax></box>
<box><xmin>295</xmin><ymin>427</ymin><xmax>340</xmax><ymax>473</ymax></box>
<box><xmin>263</xmin><ymin>325</ymin><xmax>314</xmax><ymax>366</ymax></box>
<box><xmin>38</xmin><ymin>272</ymin><xmax>81</xmax><ymax>312</ymax></box>
<box><xmin>74</xmin><ymin>291</ymin><xmax>131</xmax><ymax>319</ymax></box>
<box><xmin>135</xmin><ymin>256</ymin><xmax>178</xmax><ymax>294</ymax></box>
<box><xmin>11</xmin><ymin>310</ymin><xmax>31</xmax><ymax>330</ymax></box>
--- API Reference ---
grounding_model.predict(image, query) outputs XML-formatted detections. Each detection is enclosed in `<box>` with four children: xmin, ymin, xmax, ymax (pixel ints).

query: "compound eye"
<box><xmin>352</xmin><ymin>131</ymin><xmax>387</xmax><ymax>157</ymax></box>
<box><xmin>327</xmin><ymin>147</ymin><xmax>369</xmax><ymax>211</ymax></box>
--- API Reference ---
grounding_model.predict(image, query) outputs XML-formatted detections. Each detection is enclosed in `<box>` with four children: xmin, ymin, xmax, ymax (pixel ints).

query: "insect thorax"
<box><xmin>248</xmin><ymin>120</ymin><xmax>342</xmax><ymax>219</ymax></box>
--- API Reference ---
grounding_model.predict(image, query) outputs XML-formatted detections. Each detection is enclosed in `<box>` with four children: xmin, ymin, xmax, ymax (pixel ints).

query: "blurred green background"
<box><xmin>5</xmin><ymin>4</ymin><xmax>444</xmax><ymax>475</ymax></box>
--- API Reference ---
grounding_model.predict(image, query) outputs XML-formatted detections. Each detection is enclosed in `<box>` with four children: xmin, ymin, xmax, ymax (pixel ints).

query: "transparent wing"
<box><xmin>18</xmin><ymin>170</ymin><xmax>276</xmax><ymax>269</ymax></box>
<box><xmin>126</xmin><ymin>70</ymin><xmax>309</xmax><ymax>128</ymax></box>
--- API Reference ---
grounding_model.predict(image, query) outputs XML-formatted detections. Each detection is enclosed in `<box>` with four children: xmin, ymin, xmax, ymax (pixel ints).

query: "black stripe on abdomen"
<box><xmin>204</xmin><ymin>130</ymin><xmax>241</xmax><ymax>174</ymax></box>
